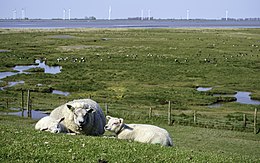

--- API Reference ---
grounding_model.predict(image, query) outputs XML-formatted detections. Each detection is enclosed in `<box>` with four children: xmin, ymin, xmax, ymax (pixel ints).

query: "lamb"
<box><xmin>105</xmin><ymin>116</ymin><xmax>174</xmax><ymax>147</ymax></box>
<box><xmin>35</xmin><ymin>116</ymin><xmax>68</xmax><ymax>133</ymax></box>
<box><xmin>50</xmin><ymin>99</ymin><xmax>106</xmax><ymax>136</ymax></box>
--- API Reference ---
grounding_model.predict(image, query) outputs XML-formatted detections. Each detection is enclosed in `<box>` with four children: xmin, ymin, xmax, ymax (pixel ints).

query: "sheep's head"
<box><xmin>41</xmin><ymin>117</ymin><xmax>65</xmax><ymax>133</ymax></box>
<box><xmin>104</xmin><ymin>116</ymin><xmax>124</xmax><ymax>134</ymax></box>
<box><xmin>67</xmin><ymin>103</ymin><xmax>95</xmax><ymax>128</ymax></box>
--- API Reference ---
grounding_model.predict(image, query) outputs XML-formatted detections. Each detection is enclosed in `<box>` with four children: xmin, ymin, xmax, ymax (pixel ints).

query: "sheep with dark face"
<box><xmin>50</xmin><ymin>99</ymin><xmax>106</xmax><ymax>135</ymax></box>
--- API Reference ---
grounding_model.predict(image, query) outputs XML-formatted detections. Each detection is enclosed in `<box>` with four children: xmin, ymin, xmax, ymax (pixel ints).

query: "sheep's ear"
<box><xmin>41</xmin><ymin>128</ymin><xmax>48</xmax><ymax>131</ymax></box>
<box><xmin>58</xmin><ymin>117</ymin><xmax>65</xmax><ymax>123</ymax></box>
<box><xmin>87</xmin><ymin>108</ymin><xmax>95</xmax><ymax>113</ymax></box>
<box><xmin>119</xmin><ymin>118</ymin><xmax>124</xmax><ymax>124</ymax></box>
<box><xmin>86</xmin><ymin>104</ymin><xmax>96</xmax><ymax>113</ymax></box>
<box><xmin>106</xmin><ymin>116</ymin><xmax>112</xmax><ymax>120</ymax></box>
<box><xmin>67</xmin><ymin>105</ymin><xmax>75</xmax><ymax>111</ymax></box>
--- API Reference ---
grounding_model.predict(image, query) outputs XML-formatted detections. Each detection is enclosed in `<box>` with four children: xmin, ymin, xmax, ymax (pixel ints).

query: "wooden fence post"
<box><xmin>6</xmin><ymin>99</ymin><xmax>9</xmax><ymax>109</ymax></box>
<box><xmin>21</xmin><ymin>90</ymin><xmax>24</xmax><ymax>117</ymax></box>
<box><xmin>27</xmin><ymin>90</ymin><xmax>31</xmax><ymax>118</ymax></box>
<box><xmin>254</xmin><ymin>108</ymin><xmax>258</xmax><ymax>134</ymax></box>
<box><xmin>105</xmin><ymin>103</ymin><xmax>108</xmax><ymax>115</ymax></box>
<box><xmin>243</xmin><ymin>114</ymin><xmax>246</xmax><ymax>128</ymax></box>
<box><xmin>194</xmin><ymin>110</ymin><xmax>197</xmax><ymax>124</ymax></box>
<box><xmin>149</xmin><ymin>107</ymin><xmax>152</xmax><ymax>119</ymax></box>
<box><xmin>168</xmin><ymin>101</ymin><xmax>172</xmax><ymax>125</ymax></box>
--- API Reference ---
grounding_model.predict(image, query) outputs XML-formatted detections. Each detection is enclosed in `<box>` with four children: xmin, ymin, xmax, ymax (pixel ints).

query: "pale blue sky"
<box><xmin>0</xmin><ymin>0</ymin><xmax>259</xmax><ymax>19</ymax></box>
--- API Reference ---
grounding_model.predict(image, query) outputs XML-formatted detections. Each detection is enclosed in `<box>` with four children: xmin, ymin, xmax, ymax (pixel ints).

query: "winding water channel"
<box><xmin>197</xmin><ymin>87</ymin><xmax>260</xmax><ymax>107</ymax></box>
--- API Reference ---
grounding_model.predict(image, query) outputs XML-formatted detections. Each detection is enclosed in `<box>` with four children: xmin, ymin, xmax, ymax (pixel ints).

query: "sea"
<box><xmin>0</xmin><ymin>19</ymin><xmax>260</xmax><ymax>29</ymax></box>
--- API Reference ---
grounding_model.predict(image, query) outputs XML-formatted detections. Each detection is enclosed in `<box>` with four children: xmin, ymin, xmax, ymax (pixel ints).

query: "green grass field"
<box><xmin>0</xmin><ymin>115</ymin><xmax>259</xmax><ymax>162</ymax></box>
<box><xmin>0</xmin><ymin>28</ymin><xmax>260</xmax><ymax>162</ymax></box>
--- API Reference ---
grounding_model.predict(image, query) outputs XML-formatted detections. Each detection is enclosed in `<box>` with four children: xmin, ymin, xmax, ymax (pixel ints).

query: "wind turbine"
<box><xmin>21</xmin><ymin>8</ymin><xmax>25</xmax><ymax>19</ymax></box>
<box><xmin>13</xmin><ymin>9</ymin><xmax>17</xmax><ymax>19</ymax></box>
<box><xmin>186</xmin><ymin>10</ymin><xmax>189</xmax><ymax>20</ymax></box>
<box><xmin>68</xmin><ymin>8</ymin><xmax>71</xmax><ymax>20</ymax></box>
<box><xmin>63</xmin><ymin>9</ymin><xmax>66</xmax><ymax>20</ymax></box>
<box><xmin>141</xmin><ymin>9</ymin><xmax>144</xmax><ymax>20</ymax></box>
<box><xmin>225</xmin><ymin>10</ymin><xmax>228</xmax><ymax>21</ymax></box>
<box><xmin>108</xmin><ymin>6</ymin><xmax>112</xmax><ymax>20</ymax></box>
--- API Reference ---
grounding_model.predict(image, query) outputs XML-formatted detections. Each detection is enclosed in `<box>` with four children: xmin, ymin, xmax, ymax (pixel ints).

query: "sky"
<box><xmin>0</xmin><ymin>0</ymin><xmax>259</xmax><ymax>19</ymax></box>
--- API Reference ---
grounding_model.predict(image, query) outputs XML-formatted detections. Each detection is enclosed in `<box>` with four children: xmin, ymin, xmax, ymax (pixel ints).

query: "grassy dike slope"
<box><xmin>0</xmin><ymin>115</ymin><xmax>259</xmax><ymax>162</ymax></box>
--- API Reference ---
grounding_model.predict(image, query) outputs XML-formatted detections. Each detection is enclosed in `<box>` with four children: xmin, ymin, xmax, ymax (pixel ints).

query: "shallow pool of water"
<box><xmin>14</xmin><ymin>60</ymin><xmax>62</xmax><ymax>74</ymax></box>
<box><xmin>0</xmin><ymin>80</ymin><xmax>25</xmax><ymax>91</ymax></box>
<box><xmin>0</xmin><ymin>72</ymin><xmax>17</xmax><ymax>80</ymax></box>
<box><xmin>197</xmin><ymin>87</ymin><xmax>260</xmax><ymax>107</ymax></box>
<box><xmin>235</xmin><ymin>92</ymin><xmax>260</xmax><ymax>105</ymax></box>
<box><xmin>0</xmin><ymin>49</ymin><xmax>11</xmax><ymax>52</ymax></box>
<box><xmin>2</xmin><ymin>109</ymin><xmax>48</xmax><ymax>120</ymax></box>
<box><xmin>52</xmin><ymin>90</ymin><xmax>70</xmax><ymax>96</ymax></box>
<box><xmin>196</xmin><ymin>87</ymin><xmax>212</xmax><ymax>92</ymax></box>
<box><xmin>0</xmin><ymin>60</ymin><xmax>62</xmax><ymax>80</ymax></box>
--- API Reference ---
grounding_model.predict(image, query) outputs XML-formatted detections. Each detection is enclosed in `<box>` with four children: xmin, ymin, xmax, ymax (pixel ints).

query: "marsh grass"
<box><xmin>24</xmin><ymin>67</ymin><xmax>44</xmax><ymax>73</ymax></box>
<box><xmin>0</xmin><ymin>28</ymin><xmax>260</xmax><ymax>161</ymax></box>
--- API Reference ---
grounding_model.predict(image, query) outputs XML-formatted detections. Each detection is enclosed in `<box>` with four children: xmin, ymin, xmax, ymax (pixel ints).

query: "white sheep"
<box><xmin>50</xmin><ymin>99</ymin><xmax>106</xmax><ymax>135</ymax></box>
<box><xmin>105</xmin><ymin>116</ymin><xmax>174</xmax><ymax>147</ymax></box>
<box><xmin>35</xmin><ymin>116</ymin><xmax>68</xmax><ymax>133</ymax></box>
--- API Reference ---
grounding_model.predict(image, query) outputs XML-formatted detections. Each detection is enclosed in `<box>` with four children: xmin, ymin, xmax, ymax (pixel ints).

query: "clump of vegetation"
<box><xmin>24</xmin><ymin>67</ymin><xmax>44</xmax><ymax>73</ymax></box>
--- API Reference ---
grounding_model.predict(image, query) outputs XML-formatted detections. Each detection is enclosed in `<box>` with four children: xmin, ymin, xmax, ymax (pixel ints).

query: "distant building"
<box><xmin>128</xmin><ymin>17</ymin><xmax>154</xmax><ymax>20</ymax></box>
<box><xmin>84</xmin><ymin>16</ymin><xmax>96</xmax><ymax>20</ymax></box>
<box><xmin>221</xmin><ymin>18</ymin><xmax>260</xmax><ymax>21</ymax></box>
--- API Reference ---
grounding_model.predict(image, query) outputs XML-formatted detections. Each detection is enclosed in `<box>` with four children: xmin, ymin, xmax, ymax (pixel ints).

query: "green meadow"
<box><xmin>0</xmin><ymin>28</ymin><xmax>260</xmax><ymax>162</ymax></box>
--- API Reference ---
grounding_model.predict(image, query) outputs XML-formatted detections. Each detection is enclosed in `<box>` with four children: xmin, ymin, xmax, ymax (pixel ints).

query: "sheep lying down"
<box><xmin>50</xmin><ymin>99</ymin><xmax>106</xmax><ymax>135</ymax></box>
<box><xmin>105</xmin><ymin>116</ymin><xmax>174</xmax><ymax>147</ymax></box>
<box><xmin>35</xmin><ymin>116</ymin><xmax>69</xmax><ymax>133</ymax></box>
